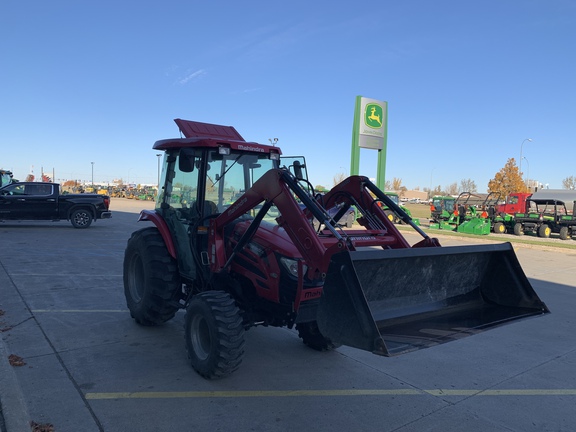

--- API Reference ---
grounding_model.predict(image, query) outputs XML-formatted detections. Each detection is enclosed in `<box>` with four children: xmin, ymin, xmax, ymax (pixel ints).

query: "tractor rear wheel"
<box><xmin>296</xmin><ymin>321</ymin><xmax>341</xmax><ymax>351</ymax></box>
<box><xmin>185</xmin><ymin>291</ymin><xmax>245</xmax><ymax>379</ymax></box>
<box><xmin>493</xmin><ymin>222</ymin><xmax>505</xmax><ymax>234</ymax></box>
<box><xmin>123</xmin><ymin>227</ymin><xmax>182</xmax><ymax>326</ymax></box>
<box><xmin>538</xmin><ymin>224</ymin><xmax>551</xmax><ymax>238</ymax></box>
<box><xmin>559</xmin><ymin>226</ymin><xmax>569</xmax><ymax>240</ymax></box>
<box><xmin>513</xmin><ymin>223</ymin><xmax>524</xmax><ymax>236</ymax></box>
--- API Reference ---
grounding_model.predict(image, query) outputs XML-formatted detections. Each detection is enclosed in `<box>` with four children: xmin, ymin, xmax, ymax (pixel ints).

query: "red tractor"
<box><xmin>123</xmin><ymin>119</ymin><xmax>549</xmax><ymax>379</ymax></box>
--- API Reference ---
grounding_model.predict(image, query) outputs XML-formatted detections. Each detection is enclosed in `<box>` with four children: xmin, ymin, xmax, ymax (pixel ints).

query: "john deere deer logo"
<box><xmin>365</xmin><ymin>103</ymin><xmax>383</xmax><ymax>129</ymax></box>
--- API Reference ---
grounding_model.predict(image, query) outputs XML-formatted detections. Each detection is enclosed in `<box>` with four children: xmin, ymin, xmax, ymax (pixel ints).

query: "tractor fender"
<box><xmin>138</xmin><ymin>209</ymin><xmax>177</xmax><ymax>258</ymax></box>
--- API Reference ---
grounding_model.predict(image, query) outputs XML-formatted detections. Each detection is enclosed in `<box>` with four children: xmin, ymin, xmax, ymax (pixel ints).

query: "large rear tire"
<box><xmin>184</xmin><ymin>291</ymin><xmax>245</xmax><ymax>379</ymax></box>
<box><xmin>123</xmin><ymin>227</ymin><xmax>182</xmax><ymax>326</ymax></box>
<box><xmin>559</xmin><ymin>226</ymin><xmax>569</xmax><ymax>240</ymax></box>
<box><xmin>513</xmin><ymin>223</ymin><xmax>524</xmax><ymax>236</ymax></box>
<box><xmin>296</xmin><ymin>321</ymin><xmax>341</xmax><ymax>351</ymax></box>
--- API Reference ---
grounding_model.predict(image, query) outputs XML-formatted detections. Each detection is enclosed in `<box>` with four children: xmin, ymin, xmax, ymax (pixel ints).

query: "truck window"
<box><xmin>25</xmin><ymin>184</ymin><xmax>52</xmax><ymax>195</ymax></box>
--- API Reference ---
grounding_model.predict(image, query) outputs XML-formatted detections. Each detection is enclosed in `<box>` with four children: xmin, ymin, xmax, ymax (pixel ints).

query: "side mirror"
<box><xmin>179</xmin><ymin>148</ymin><xmax>195</xmax><ymax>173</ymax></box>
<box><xmin>293</xmin><ymin>160</ymin><xmax>305</xmax><ymax>179</ymax></box>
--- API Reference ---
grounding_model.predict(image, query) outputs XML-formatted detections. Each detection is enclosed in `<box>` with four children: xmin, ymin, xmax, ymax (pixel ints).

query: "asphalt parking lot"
<box><xmin>1</xmin><ymin>198</ymin><xmax>576</xmax><ymax>432</ymax></box>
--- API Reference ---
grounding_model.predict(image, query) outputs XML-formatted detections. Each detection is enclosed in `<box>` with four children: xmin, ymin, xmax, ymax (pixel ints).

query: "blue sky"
<box><xmin>1</xmin><ymin>1</ymin><xmax>574</xmax><ymax>191</ymax></box>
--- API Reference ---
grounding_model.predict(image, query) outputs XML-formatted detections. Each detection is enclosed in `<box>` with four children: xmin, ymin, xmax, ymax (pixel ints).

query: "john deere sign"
<box><xmin>365</xmin><ymin>103</ymin><xmax>384</xmax><ymax>128</ymax></box>
<box><xmin>358</xmin><ymin>98</ymin><xmax>386</xmax><ymax>150</ymax></box>
<box><xmin>350</xmin><ymin>96</ymin><xmax>388</xmax><ymax>189</ymax></box>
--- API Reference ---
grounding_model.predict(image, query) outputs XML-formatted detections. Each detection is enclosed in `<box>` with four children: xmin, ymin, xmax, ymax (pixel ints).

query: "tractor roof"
<box><xmin>175</xmin><ymin>118</ymin><xmax>245</xmax><ymax>141</ymax></box>
<box><xmin>152</xmin><ymin>119</ymin><xmax>282</xmax><ymax>154</ymax></box>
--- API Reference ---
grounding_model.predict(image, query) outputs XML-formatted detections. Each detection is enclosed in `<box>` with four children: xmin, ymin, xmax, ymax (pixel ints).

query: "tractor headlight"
<box><xmin>279</xmin><ymin>257</ymin><xmax>307</xmax><ymax>278</ymax></box>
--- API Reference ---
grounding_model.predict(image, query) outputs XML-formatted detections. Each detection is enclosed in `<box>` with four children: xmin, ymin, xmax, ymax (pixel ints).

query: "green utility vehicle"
<box><xmin>429</xmin><ymin>195</ymin><xmax>457</xmax><ymax>230</ymax></box>
<box><xmin>456</xmin><ymin>192</ymin><xmax>506</xmax><ymax>235</ymax></box>
<box><xmin>514</xmin><ymin>198</ymin><xmax>575</xmax><ymax>239</ymax></box>
<box><xmin>383</xmin><ymin>192</ymin><xmax>420</xmax><ymax>225</ymax></box>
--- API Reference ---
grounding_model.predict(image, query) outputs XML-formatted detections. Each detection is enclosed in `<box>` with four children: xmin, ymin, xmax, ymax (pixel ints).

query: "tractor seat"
<box><xmin>203</xmin><ymin>200</ymin><xmax>218</xmax><ymax>217</ymax></box>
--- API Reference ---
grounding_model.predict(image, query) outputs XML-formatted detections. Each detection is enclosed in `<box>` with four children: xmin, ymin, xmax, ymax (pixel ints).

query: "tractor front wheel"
<box><xmin>296</xmin><ymin>321</ymin><xmax>341</xmax><ymax>351</ymax></box>
<box><xmin>185</xmin><ymin>291</ymin><xmax>245</xmax><ymax>379</ymax></box>
<box><xmin>123</xmin><ymin>227</ymin><xmax>182</xmax><ymax>326</ymax></box>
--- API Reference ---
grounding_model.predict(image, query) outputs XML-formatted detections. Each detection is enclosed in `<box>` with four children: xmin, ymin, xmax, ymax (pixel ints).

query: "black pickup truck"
<box><xmin>0</xmin><ymin>182</ymin><xmax>111</xmax><ymax>228</ymax></box>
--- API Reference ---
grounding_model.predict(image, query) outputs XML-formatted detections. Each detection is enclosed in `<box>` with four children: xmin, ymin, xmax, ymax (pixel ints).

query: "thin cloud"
<box><xmin>178</xmin><ymin>69</ymin><xmax>207</xmax><ymax>85</ymax></box>
<box><xmin>231</xmin><ymin>87</ymin><xmax>262</xmax><ymax>95</ymax></box>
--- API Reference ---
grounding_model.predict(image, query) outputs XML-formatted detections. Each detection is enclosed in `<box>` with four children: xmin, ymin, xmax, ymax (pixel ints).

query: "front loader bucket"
<box><xmin>316</xmin><ymin>243</ymin><xmax>549</xmax><ymax>356</ymax></box>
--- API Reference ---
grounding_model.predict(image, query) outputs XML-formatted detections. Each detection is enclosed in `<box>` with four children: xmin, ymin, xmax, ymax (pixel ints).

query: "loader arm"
<box><xmin>210</xmin><ymin>171</ymin><xmax>440</xmax><ymax>278</ymax></box>
<box><xmin>209</xmin><ymin>168</ymin><xmax>347</xmax><ymax>278</ymax></box>
<box><xmin>316</xmin><ymin>176</ymin><xmax>438</xmax><ymax>247</ymax></box>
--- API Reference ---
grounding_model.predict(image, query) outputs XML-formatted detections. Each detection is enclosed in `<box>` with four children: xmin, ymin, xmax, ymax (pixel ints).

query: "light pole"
<box><xmin>519</xmin><ymin>138</ymin><xmax>532</xmax><ymax>178</ymax></box>
<box><xmin>429</xmin><ymin>168</ymin><xmax>435</xmax><ymax>200</ymax></box>
<box><xmin>522</xmin><ymin>157</ymin><xmax>530</xmax><ymax>190</ymax></box>
<box><xmin>91</xmin><ymin>162</ymin><xmax>94</xmax><ymax>188</ymax></box>
<box><xmin>156</xmin><ymin>154</ymin><xmax>162</xmax><ymax>190</ymax></box>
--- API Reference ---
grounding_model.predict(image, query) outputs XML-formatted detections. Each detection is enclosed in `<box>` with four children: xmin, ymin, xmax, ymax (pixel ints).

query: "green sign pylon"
<box><xmin>350</xmin><ymin>96</ymin><xmax>388</xmax><ymax>190</ymax></box>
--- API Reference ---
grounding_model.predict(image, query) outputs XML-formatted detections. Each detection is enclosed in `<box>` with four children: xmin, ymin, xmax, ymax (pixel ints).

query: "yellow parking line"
<box><xmin>425</xmin><ymin>389</ymin><xmax>576</xmax><ymax>396</ymax></box>
<box><xmin>85</xmin><ymin>389</ymin><xmax>576</xmax><ymax>400</ymax></box>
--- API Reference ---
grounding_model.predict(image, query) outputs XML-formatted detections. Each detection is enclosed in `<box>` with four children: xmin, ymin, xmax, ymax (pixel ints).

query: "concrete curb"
<box><xmin>0</xmin><ymin>336</ymin><xmax>30</xmax><ymax>432</ymax></box>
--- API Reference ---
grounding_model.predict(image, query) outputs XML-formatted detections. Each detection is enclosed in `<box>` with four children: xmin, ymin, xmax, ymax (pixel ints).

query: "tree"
<box><xmin>445</xmin><ymin>182</ymin><xmax>458</xmax><ymax>195</ymax></box>
<box><xmin>332</xmin><ymin>173</ymin><xmax>346</xmax><ymax>187</ymax></box>
<box><xmin>392</xmin><ymin>177</ymin><xmax>403</xmax><ymax>191</ymax></box>
<box><xmin>459</xmin><ymin>178</ymin><xmax>477</xmax><ymax>193</ymax></box>
<box><xmin>488</xmin><ymin>158</ymin><xmax>527</xmax><ymax>197</ymax></box>
<box><xmin>398</xmin><ymin>185</ymin><xmax>408</xmax><ymax>198</ymax></box>
<box><xmin>562</xmin><ymin>176</ymin><xmax>576</xmax><ymax>190</ymax></box>
<box><xmin>430</xmin><ymin>185</ymin><xmax>443</xmax><ymax>198</ymax></box>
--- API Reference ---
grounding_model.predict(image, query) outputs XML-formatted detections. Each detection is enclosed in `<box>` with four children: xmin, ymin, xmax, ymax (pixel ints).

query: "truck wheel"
<box><xmin>123</xmin><ymin>227</ymin><xmax>182</xmax><ymax>326</ymax></box>
<box><xmin>184</xmin><ymin>291</ymin><xmax>245</xmax><ymax>379</ymax></box>
<box><xmin>296</xmin><ymin>321</ymin><xmax>341</xmax><ymax>351</ymax></box>
<box><xmin>70</xmin><ymin>208</ymin><xmax>93</xmax><ymax>228</ymax></box>
<box><xmin>513</xmin><ymin>223</ymin><xmax>524</xmax><ymax>236</ymax></box>
<box><xmin>493</xmin><ymin>222</ymin><xmax>505</xmax><ymax>234</ymax></box>
<box><xmin>559</xmin><ymin>226</ymin><xmax>569</xmax><ymax>240</ymax></box>
<box><xmin>538</xmin><ymin>224</ymin><xmax>551</xmax><ymax>238</ymax></box>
